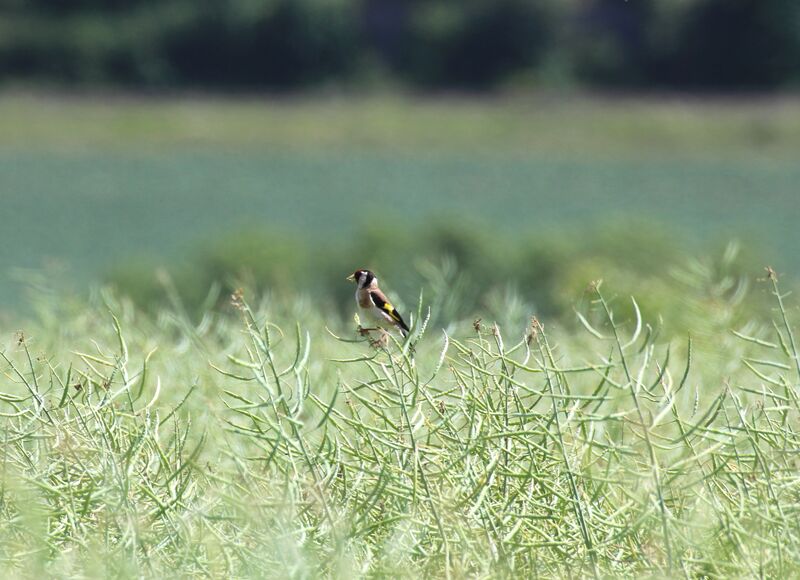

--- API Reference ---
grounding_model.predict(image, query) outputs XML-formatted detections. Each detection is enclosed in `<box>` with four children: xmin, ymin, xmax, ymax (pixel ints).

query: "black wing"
<box><xmin>370</xmin><ymin>291</ymin><xmax>410</xmax><ymax>335</ymax></box>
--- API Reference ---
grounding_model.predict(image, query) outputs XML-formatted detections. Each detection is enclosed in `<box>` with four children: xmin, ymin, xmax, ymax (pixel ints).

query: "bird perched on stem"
<box><xmin>346</xmin><ymin>269</ymin><xmax>410</xmax><ymax>337</ymax></box>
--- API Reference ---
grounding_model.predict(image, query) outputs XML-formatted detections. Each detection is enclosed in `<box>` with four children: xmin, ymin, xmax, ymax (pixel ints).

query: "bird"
<box><xmin>346</xmin><ymin>269</ymin><xmax>410</xmax><ymax>337</ymax></box>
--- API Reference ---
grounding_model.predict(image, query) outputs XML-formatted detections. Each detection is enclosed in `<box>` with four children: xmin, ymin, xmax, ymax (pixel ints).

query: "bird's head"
<box><xmin>346</xmin><ymin>269</ymin><xmax>377</xmax><ymax>289</ymax></box>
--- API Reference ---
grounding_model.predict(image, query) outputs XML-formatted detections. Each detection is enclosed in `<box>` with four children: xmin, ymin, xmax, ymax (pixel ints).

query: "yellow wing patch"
<box><xmin>382</xmin><ymin>302</ymin><xmax>403</xmax><ymax>323</ymax></box>
<box><xmin>370</xmin><ymin>291</ymin><xmax>405</xmax><ymax>325</ymax></box>
<box><xmin>370</xmin><ymin>291</ymin><xmax>410</xmax><ymax>334</ymax></box>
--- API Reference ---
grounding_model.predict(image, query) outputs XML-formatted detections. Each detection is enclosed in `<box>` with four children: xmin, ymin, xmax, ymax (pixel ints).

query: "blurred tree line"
<box><xmin>1</xmin><ymin>0</ymin><xmax>799</xmax><ymax>91</ymax></box>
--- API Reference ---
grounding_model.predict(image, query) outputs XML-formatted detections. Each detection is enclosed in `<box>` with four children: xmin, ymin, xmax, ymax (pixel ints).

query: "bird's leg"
<box><xmin>357</xmin><ymin>326</ymin><xmax>381</xmax><ymax>336</ymax></box>
<box><xmin>357</xmin><ymin>326</ymin><xmax>390</xmax><ymax>348</ymax></box>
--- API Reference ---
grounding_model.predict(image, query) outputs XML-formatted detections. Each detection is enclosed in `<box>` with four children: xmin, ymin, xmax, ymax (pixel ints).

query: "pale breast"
<box><xmin>356</xmin><ymin>287</ymin><xmax>373</xmax><ymax>308</ymax></box>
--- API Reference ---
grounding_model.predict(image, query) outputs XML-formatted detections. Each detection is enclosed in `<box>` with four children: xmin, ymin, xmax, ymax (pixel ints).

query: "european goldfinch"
<box><xmin>346</xmin><ymin>269</ymin><xmax>410</xmax><ymax>337</ymax></box>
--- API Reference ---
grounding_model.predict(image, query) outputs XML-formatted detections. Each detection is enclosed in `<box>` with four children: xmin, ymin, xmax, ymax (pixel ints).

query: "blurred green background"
<box><xmin>3</xmin><ymin>0</ymin><xmax>800</xmax><ymax>90</ymax></box>
<box><xmin>2</xmin><ymin>0</ymin><xmax>799</xmax><ymax>327</ymax></box>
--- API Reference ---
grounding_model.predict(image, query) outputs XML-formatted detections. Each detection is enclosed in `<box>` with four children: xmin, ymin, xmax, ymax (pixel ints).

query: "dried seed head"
<box><xmin>526</xmin><ymin>317</ymin><xmax>541</xmax><ymax>344</ymax></box>
<box><xmin>587</xmin><ymin>279</ymin><xmax>603</xmax><ymax>293</ymax></box>
<box><xmin>230</xmin><ymin>288</ymin><xmax>245</xmax><ymax>310</ymax></box>
<box><xmin>473</xmin><ymin>318</ymin><xmax>482</xmax><ymax>333</ymax></box>
<box><xmin>765</xmin><ymin>266</ymin><xmax>778</xmax><ymax>282</ymax></box>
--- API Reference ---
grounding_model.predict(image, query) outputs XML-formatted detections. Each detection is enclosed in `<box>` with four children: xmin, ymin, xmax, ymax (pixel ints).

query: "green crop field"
<box><xmin>2</xmin><ymin>94</ymin><xmax>800</xmax><ymax>577</ymax></box>
<box><xmin>1</xmin><ymin>271</ymin><xmax>799</xmax><ymax>577</ymax></box>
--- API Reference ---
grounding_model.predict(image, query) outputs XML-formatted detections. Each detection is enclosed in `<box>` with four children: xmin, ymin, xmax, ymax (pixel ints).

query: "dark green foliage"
<box><xmin>161</xmin><ymin>0</ymin><xmax>361</xmax><ymax>88</ymax></box>
<box><xmin>661</xmin><ymin>0</ymin><xmax>800</xmax><ymax>89</ymax></box>
<box><xmin>569</xmin><ymin>0</ymin><xmax>657</xmax><ymax>86</ymax></box>
<box><xmin>0</xmin><ymin>0</ymin><xmax>361</xmax><ymax>88</ymax></box>
<box><xmin>397</xmin><ymin>0</ymin><xmax>552</xmax><ymax>88</ymax></box>
<box><xmin>569</xmin><ymin>0</ymin><xmax>800</xmax><ymax>89</ymax></box>
<box><xmin>2</xmin><ymin>0</ymin><xmax>799</xmax><ymax>89</ymax></box>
